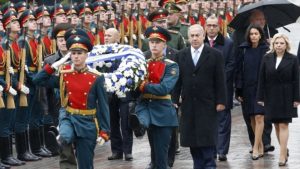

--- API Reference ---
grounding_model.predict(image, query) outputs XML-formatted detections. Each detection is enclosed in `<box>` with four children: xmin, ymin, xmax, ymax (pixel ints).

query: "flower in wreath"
<box><xmin>86</xmin><ymin>44</ymin><xmax>147</xmax><ymax>97</ymax></box>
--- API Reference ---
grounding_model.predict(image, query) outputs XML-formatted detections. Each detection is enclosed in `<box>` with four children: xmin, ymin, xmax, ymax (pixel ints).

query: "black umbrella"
<box><xmin>228</xmin><ymin>0</ymin><xmax>300</xmax><ymax>30</ymax></box>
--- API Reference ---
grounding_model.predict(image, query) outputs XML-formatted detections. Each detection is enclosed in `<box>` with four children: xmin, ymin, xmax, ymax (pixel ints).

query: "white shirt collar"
<box><xmin>191</xmin><ymin>44</ymin><xmax>204</xmax><ymax>55</ymax></box>
<box><xmin>208</xmin><ymin>35</ymin><xmax>218</xmax><ymax>41</ymax></box>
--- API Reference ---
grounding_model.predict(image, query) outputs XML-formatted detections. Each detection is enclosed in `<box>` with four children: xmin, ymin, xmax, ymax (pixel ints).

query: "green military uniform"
<box><xmin>168</xmin><ymin>21</ymin><xmax>189</xmax><ymax>40</ymax></box>
<box><xmin>142</xmin><ymin>30</ymin><xmax>185</xmax><ymax>52</ymax></box>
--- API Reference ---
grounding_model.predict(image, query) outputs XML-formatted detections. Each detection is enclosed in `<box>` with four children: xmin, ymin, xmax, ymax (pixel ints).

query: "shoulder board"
<box><xmin>181</xmin><ymin>22</ymin><xmax>190</xmax><ymax>26</ymax></box>
<box><xmin>45</xmin><ymin>53</ymin><xmax>56</xmax><ymax>58</ymax></box>
<box><xmin>88</xmin><ymin>68</ymin><xmax>102</xmax><ymax>76</ymax></box>
<box><xmin>168</xmin><ymin>29</ymin><xmax>179</xmax><ymax>34</ymax></box>
<box><xmin>164</xmin><ymin>58</ymin><xmax>175</xmax><ymax>64</ymax></box>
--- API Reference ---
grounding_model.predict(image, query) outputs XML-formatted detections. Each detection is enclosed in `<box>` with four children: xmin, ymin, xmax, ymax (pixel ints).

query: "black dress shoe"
<box><xmin>218</xmin><ymin>154</ymin><xmax>227</xmax><ymax>161</ymax></box>
<box><xmin>129</xmin><ymin>114</ymin><xmax>145</xmax><ymax>138</ymax></box>
<box><xmin>145</xmin><ymin>162</ymin><xmax>154</xmax><ymax>169</ymax></box>
<box><xmin>107</xmin><ymin>153</ymin><xmax>123</xmax><ymax>160</ymax></box>
<box><xmin>0</xmin><ymin>162</ymin><xmax>10</xmax><ymax>169</ymax></box>
<box><xmin>125</xmin><ymin>154</ymin><xmax>133</xmax><ymax>161</ymax></box>
<box><xmin>264</xmin><ymin>145</ymin><xmax>275</xmax><ymax>152</ymax></box>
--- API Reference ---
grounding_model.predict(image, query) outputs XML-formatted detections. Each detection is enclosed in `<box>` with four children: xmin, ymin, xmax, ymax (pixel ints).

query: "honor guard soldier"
<box><xmin>14</xmin><ymin>1</ymin><xmax>29</xmax><ymax>18</ymax></box>
<box><xmin>33</xmin><ymin>29</ymin><xmax>110</xmax><ymax>169</ymax></box>
<box><xmin>165</xmin><ymin>2</ymin><xmax>189</xmax><ymax>41</ymax></box>
<box><xmin>42</xmin><ymin>23</ymin><xmax>73</xmax><ymax>155</ymax></box>
<box><xmin>0</xmin><ymin>2</ymin><xmax>16</xmax><ymax>15</ymax></box>
<box><xmin>79</xmin><ymin>2</ymin><xmax>96</xmax><ymax>45</ymax></box>
<box><xmin>18</xmin><ymin>9</ymin><xmax>52</xmax><ymax>158</ymax></box>
<box><xmin>130</xmin><ymin>26</ymin><xmax>179</xmax><ymax>169</ymax></box>
<box><xmin>92</xmin><ymin>1</ymin><xmax>107</xmax><ymax>45</ymax></box>
<box><xmin>65</xmin><ymin>5</ymin><xmax>80</xmax><ymax>28</ymax></box>
<box><xmin>35</xmin><ymin>5</ymin><xmax>53</xmax><ymax>56</ymax></box>
<box><xmin>0</xmin><ymin>44</ymin><xmax>17</xmax><ymax>169</ymax></box>
<box><xmin>142</xmin><ymin>8</ymin><xmax>186</xmax><ymax>51</ymax></box>
<box><xmin>0</xmin><ymin>11</ymin><xmax>26</xmax><ymax>167</ymax></box>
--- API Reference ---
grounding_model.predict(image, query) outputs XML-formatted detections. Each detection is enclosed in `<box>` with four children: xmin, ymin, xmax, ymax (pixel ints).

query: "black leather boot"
<box><xmin>129</xmin><ymin>113</ymin><xmax>146</xmax><ymax>138</ymax></box>
<box><xmin>15</xmin><ymin>132</ymin><xmax>40</xmax><ymax>161</ymax></box>
<box><xmin>0</xmin><ymin>137</ymin><xmax>24</xmax><ymax>166</ymax></box>
<box><xmin>25</xmin><ymin>130</ymin><xmax>42</xmax><ymax>160</ymax></box>
<box><xmin>0</xmin><ymin>162</ymin><xmax>10</xmax><ymax>169</ymax></box>
<box><xmin>44</xmin><ymin>125</ymin><xmax>59</xmax><ymax>156</ymax></box>
<box><xmin>29</xmin><ymin>128</ymin><xmax>52</xmax><ymax>157</ymax></box>
<box><xmin>39</xmin><ymin>126</ymin><xmax>53</xmax><ymax>155</ymax></box>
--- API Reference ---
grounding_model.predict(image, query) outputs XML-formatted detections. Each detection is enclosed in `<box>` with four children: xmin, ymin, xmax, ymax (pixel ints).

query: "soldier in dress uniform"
<box><xmin>0</xmin><ymin>11</ymin><xmax>26</xmax><ymax>167</ymax></box>
<box><xmin>141</xmin><ymin>8</ymin><xmax>186</xmax><ymax>51</ymax></box>
<box><xmin>18</xmin><ymin>9</ymin><xmax>52</xmax><ymax>158</ymax></box>
<box><xmin>130</xmin><ymin>26</ymin><xmax>179</xmax><ymax>169</ymax></box>
<box><xmin>65</xmin><ymin>5</ymin><xmax>80</xmax><ymax>28</ymax></box>
<box><xmin>92</xmin><ymin>1</ymin><xmax>107</xmax><ymax>45</ymax></box>
<box><xmin>78</xmin><ymin>2</ymin><xmax>96</xmax><ymax>45</ymax></box>
<box><xmin>42</xmin><ymin>23</ymin><xmax>73</xmax><ymax>155</ymax></box>
<box><xmin>14</xmin><ymin>1</ymin><xmax>29</xmax><ymax>18</ymax></box>
<box><xmin>35</xmin><ymin>5</ymin><xmax>53</xmax><ymax>56</ymax></box>
<box><xmin>33</xmin><ymin>29</ymin><xmax>110</xmax><ymax>169</ymax></box>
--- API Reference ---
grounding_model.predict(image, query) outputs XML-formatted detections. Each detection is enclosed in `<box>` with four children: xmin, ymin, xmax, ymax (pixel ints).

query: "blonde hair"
<box><xmin>268</xmin><ymin>33</ymin><xmax>291</xmax><ymax>53</ymax></box>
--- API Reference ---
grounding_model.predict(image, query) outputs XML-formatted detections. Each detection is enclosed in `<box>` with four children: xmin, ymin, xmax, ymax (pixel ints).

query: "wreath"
<box><xmin>87</xmin><ymin>44</ymin><xmax>147</xmax><ymax>97</ymax></box>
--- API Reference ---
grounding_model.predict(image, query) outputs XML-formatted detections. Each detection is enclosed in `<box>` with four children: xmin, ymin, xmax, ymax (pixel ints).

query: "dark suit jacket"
<box><xmin>205</xmin><ymin>33</ymin><xmax>235</xmax><ymax>109</ymax></box>
<box><xmin>297</xmin><ymin>42</ymin><xmax>300</xmax><ymax>63</ymax></box>
<box><xmin>174</xmin><ymin>45</ymin><xmax>226</xmax><ymax>147</ymax></box>
<box><xmin>257</xmin><ymin>52</ymin><xmax>299</xmax><ymax>120</ymax></box>
<box><xmin>143</xmin><ymin>46</ymin><xmax>178</xmax><ymax>60</ymax></box>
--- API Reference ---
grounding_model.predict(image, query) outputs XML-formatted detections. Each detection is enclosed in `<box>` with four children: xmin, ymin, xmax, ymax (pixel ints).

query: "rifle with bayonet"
<box><xmin>128</xmin><ymin>3</ymin><xmax>134</xmax><ymax>47</ymax></box>
<box><xmin>119</xmin><ymin>2</ymin><xmax>125</xmax><ymax>44</ymax></box>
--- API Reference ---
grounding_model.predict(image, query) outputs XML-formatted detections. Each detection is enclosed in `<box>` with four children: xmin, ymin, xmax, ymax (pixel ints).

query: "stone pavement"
<box><xmin>11</xmin><ymin>105</ymin><xmax>300</xmax><ymax>169</ymax></box>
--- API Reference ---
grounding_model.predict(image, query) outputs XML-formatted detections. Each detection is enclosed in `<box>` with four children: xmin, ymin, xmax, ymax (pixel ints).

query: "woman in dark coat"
<box><xmin>235</xmin><ymin>24</ymin><xmax>268</xmax><ymax>160</ymax></box>
<box><xmin>257</xmin><ymin>33</ymin><xmax>299</xmax><ymax>166</ymax></box>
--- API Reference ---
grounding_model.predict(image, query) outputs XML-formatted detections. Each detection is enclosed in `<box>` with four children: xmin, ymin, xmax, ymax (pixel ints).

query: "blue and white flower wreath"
<box><xmin>86</xmin><ymin>44</ymin><xmax>147</xmax><ymax>97</ymax></box>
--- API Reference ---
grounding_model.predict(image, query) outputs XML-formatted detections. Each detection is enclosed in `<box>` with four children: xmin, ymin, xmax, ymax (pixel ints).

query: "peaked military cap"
<box><xmin>66</xmin><ymin>35</ymin><xmax>93</xmax><ymax>52</ymax></box>
<box><xmin>65</xmin><ymin>5</ymin><xmax>79</xmax><ymax>17</ymax></box>
<box><xmin>78</xmin><ymin>2</ymin><xmax>93</xmax><ymax>17</ymax></box>
<box><xmin>51</xmin><ymin>4</ymin><xmax>66</xmax><ymax>18</ymax></box>
<box><xmin>1</xmin><ymin>2</ymin><xmax>16</xmax><ymax>15</ymax></box>
<box><xmin>64</xmin><ymin>28</ymin><xmax>90</xmax><ymax>41</ymax></box>
<box><xmin>165</xmin><ymin>2</ymin><xmax>181</xmax><ymax>14</ymax></box>
<box><xmin>15</xmin><ymin>1</ymin><xmax>29</xmax><ymax>14</ymax></box>
<box><xmin>34</xmin><ymin>5</ymin><xmax>50</xmax><ymax>19</ymax></box>
<box><xmin>175</xmin><ymin>0</ymin><xmax>188</xmax><ymax>4</ymax></box>
<box><xmin>93</xmin><ymin>1</ymin><xmax>107</xmax><ymax>13</ymax></box>
<box><xmin>19</xmin><ymin>9</ymin><xmax>35</xmax><ymax>28</ymax></box>
<box><xmin>2</xmin><ymin>11</ymin><xmax>18</xmax><ymax>30</ymax></box>
<box><xmin>147</xmin><ymin>8</ymin><xmax>168</xmax><ymax>22</ymax></box>
<box><xmin>106</xmin><ymin>1</ymin><xmax>116</xmax><ymax>11</ymax></box>
<box><xmin>144</xmin><ymin>26</ymin><xmax>171</xmax><ymax>42</ymax></box>
<box><xmin>158</xmin><ymin>0</ymin><xmax>175</xmax><ymax>7</ymax></box>
<box><xmin>52</xmin><ymin>23</ymin><xmax>73</xmax><ymax>39</ymax></box>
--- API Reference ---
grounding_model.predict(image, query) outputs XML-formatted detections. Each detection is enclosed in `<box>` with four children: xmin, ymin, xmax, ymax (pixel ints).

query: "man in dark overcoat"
<box><xmin>174</xmin><ymin>24</ymin><xmax>226</xmax><ymax>169</ymax></box>
<box><xmin>204</xmin><ymin>15</ymin><xmax>235</xmax><ymax>161</ymax></box>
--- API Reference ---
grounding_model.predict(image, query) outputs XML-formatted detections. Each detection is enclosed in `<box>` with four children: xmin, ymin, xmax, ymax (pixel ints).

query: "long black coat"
<box><xmin>174</xmin><ymin>45</ymin><xmax>226</xmax><ymax>147</ymax></box>
<box><xmin>257</xmin><ymin>52</ymin><xmax>299</xmax><ymax>120</ymax></box>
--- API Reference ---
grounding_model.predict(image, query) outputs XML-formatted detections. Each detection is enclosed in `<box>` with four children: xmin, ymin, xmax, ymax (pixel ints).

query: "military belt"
<box><xmin>142</xmin><ymin>94</ymin><xmax>171</xmax><ymax>100</ymax></box>
<box><xmin>28</xmin><ymin>66</ymin><xmax>37</xmax><ymax>72</ymax></box>
<box><xmin>66</xmin><ymin>106</ymin><xmax>96</xmax><ymax>116</ymax></box>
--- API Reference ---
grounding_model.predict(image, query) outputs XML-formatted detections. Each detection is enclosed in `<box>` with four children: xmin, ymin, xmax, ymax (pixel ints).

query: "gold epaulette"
<box><xmin>168</xmin><ymin>29</ymin><xmax>179</xmax><ymax>34</ymax></box>
<box><xmin>88</xmin><ymin>68</ymin><xmax>102</xmax><ymax>76</ymax></box>
<box><xmin>164</xmin><ymin>58</ymin><xmax>175</xmax><ymax>64</ymax></box>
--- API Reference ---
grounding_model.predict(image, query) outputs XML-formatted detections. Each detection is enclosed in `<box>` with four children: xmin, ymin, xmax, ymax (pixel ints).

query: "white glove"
<box><xmin>51</xmin><ymin>52</ymin><xmax>71</xmax><ymax>70</ymax></box>
<box><xmin>97</xmin><ymin>137</ymin><xmax>105</xmax><ymax>146</ymax></box>
<box><xmin>140</xmin><ymin>34</ymin><xmax>145</xmax><ymax>40</ymax></box>
<box><xmin>0</xmin><ymin>86</ymin><xmax>3</xmax><ymax>92</ymax></box>
<box><xmin>132</xmin><ymin>34</ymin><xmax>137</xmax><ymax>40</ymax></box>
<box><xmin>20</xmin><ymin>85</ymin><xmax>30</xmax><ymax>94</ymax></box>
<box><xmin>8</xmin><ymin>87</ymin><xmax>17</xmax><ymax>96</ymax></box>
<box><xmin>9</xmin><ymin>67</ymin><xmax>14</xmax><ymax>75</ymax></box>
<box><xmin>24</xmin><ymin>65</ymin><xmax>28</xmax><ymax>72</ymax></box>
<box><xmin>124</xmin><ymin>37</ymin><xmax>128</xmax><ymax>44</ymax></box>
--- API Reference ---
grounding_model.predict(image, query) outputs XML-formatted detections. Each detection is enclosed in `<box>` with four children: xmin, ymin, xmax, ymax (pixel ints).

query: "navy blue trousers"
<box><xmin>109</xmin><ymin>96</ymin><xmax>133</xmax><ymax>155</ymax></box>
<box><xmin>190</xmin><ymin>146</ymin><xmax>216</xmax><ymax>169</ymax></box>
<box><xmin>216</xmin><ymin>109</ymin><xmax>231</xmax><ymax>155</ymax></box>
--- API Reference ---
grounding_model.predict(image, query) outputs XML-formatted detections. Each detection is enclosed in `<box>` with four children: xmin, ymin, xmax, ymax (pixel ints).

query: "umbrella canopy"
<box><xmin>228</xmin><ymin>0</ymin><xmax>300</xmax><ymax>30</ymax></box>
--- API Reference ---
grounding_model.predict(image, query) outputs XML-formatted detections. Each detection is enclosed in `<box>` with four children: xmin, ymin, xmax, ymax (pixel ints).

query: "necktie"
<box><xmin>209</xmin><ymin>39</ymin><xmax>214</xmax><ymax>47</ymax></box>
<box><xmin>193</xmin><ymin>50</ymin><xmax>199</xmax><ymax>66</ymax></box>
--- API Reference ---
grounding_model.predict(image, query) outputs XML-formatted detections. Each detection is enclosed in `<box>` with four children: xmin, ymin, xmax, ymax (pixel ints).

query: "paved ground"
<box><xmin>11</xmin><ymin>105</ymin><xmax>300</xmax><ymax>169</ymax></box>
